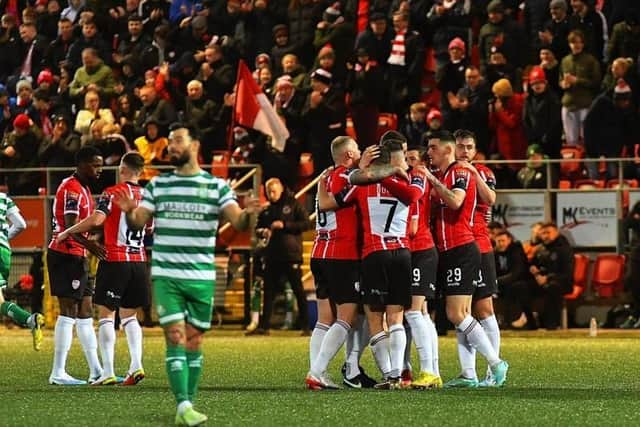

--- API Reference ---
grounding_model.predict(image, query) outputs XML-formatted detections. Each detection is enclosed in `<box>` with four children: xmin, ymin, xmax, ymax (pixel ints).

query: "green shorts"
<box><xmin>153</xmin><ymin>278</ymin><xmax>215</xmax><ymax>330</ymax></box>
<box><xmin>0</xmin><ymin>246</ymin><xmax>11</xmax><ymax>287</ymax></box>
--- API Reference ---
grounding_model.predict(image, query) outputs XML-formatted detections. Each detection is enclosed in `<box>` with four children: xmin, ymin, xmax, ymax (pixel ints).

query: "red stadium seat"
<box><xmin>574</xmin><ymin>179</ymin><xmax>605</xmax><ymax>189</ymax></box>
<box><xmin>562</xmin><ymin>254</ymin><xmax>590</xmax><ymax>329</ymax></box>
<box><xmin>211</xmin><ymin>150</ymin><xmax>230</xmax><ymax>179</ymax></box>
<box><xmin>558</xmin><ymin>180</ymin><xmax>572</xmax><ymax>189</ymax></box>
<box><xmin>375</xmin><ymin>113</ymin><xmax>398</xmax><ymax>141</ymax></box>
<box><xmin>559</xmin><ymin>145</ymin><xmax>585</xmax><ymax>179</ymax></box>
<box><xmin>591</xmin><ymin>254</ymin><xmax>626</xmax><ymax>298</ymax></box>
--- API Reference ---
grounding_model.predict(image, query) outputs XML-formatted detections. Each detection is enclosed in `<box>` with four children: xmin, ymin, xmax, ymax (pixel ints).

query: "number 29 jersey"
<box><xmin>311</xmin><ymin>166</ymin><xmax>360</xmax><ymax>260</ymax></box>
<box><xmin>96</xmin><ymin>182</ymin><xmax>148</xmax><ymax>262</ymax></box>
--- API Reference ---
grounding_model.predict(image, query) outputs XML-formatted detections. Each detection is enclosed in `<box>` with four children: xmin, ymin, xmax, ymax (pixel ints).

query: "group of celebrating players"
<box><xmin>306</xmin><ymin>129</ymin><xmax>509</xmax><ymax>390</ymax></box>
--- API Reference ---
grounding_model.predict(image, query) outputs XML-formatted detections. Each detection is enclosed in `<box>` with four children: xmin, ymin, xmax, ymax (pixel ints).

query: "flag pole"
<box><xmin>228</xmin><ymin>59</ymin><xmax>244</xmax><ymax>151</ymax></box>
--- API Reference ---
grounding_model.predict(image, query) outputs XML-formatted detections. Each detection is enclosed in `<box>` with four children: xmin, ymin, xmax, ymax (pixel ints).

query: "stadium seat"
<box><xmin>561</xmin><ymin>254</ymin><xmax>590</xmax><ymax>329</ymax></box>
<box><xmin>375</xmin><ymin>113</ymin><xmax>398</xmax><ymax>141</ymax></box>
<box><xmin>558</xmin><ymin>179</ymin><xmax>572</xmax><ymax>189</ymax></box>
<box><xmin>591</xmin><ymin>254</ymin><xmax>626</xmax><ymax>298</ymax></box>
<box><xmin>345</xmin><ymin>116</ymin><xmax>357</xmax><ymax>140</ymax></box>
<box><xmin>559</xmin><ymin>145</ymin><xmax>586</xmax><ymax>179</ymax></box>
<box><xmin>211</xmin><ymin>150</ymin><xmax>230</xmax><ymax>179</ymax></box>
<box><xmin>574</xmin><ymin>179</ymin><xmax>605</xmax><ymax>189</ymax></box>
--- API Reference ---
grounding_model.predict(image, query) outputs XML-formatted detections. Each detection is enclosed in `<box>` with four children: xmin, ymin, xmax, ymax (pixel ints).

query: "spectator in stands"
<box><xmin>253</xmin><ymin>53</ymin><xmax>272</xmax><ymax>83</ymax></box>
<box><xmin>437</xmin><ymin>37</ymin><xmax>469</xmax><ymax>129</ymax></box>
<box><xmin>568</xmin><ymin>0</ymin><xmax>607</xmax><ymax>64</ymax></box>
<box><xmin>453</xmin><ymin>65</ymin><xmax>491</xmax><ymax>154</ymax></box>
<box><xmin>60</xmin><ymin>0</ymin><xmax>86</xmax><ymax>25</ymax></box>
<box><xmin>0</xmin><ymin>14</ymin><xmax>19</xmax><ymax>84</ymax></box>
<box><xmin>35</xmin><ymin>69</ymin><xmax>56</xmax><ymax>96</ymax></box>
<box><xmin>1</xmin><ymin>113</ymin><xmax>43</xmax><ymax>195</ymax></box>
<box><xmin>494</xmin><ymin>229</ymin><xmax>537</xmax><ymax>329</ymax></box>
<box><xmin>386</xmin><ymin>10</ymin><xmax>425</xmax><ymax>122</ymax></box>
<box><xmin>601</xmin><ymin>57</ymin><xmax>637</xmax><ymax>99</ymax></box>
<box><xmin>584</xmin><ymin>79</ymin><xmax>639</xmax><ymax>179</ymax></box>
<box><xmin>244</xmin><ymin>0</ymin><xmax>285</xmax><ymax>63</ymax></box>
<box><xmin>29</xmin><ymin>88</ymin><xmax>55</xmax><ymax>139</ymax></box>
<box><xmin>9</xmin><ymin>22</ymin><xmax>48</xmax><ymax>89</ymax></box>
<box><xmin>184</xmin><ymin>79</ymin><xmax>233</xmax><ymax>162</ymax></box>
<box><xmin>478</xmin><ymin>0</ymin><xmax>526</xmax><ymax>70</ymax></box>
<box><xmin>523</xmin><ymin>66</ymin><xmax>563</xmax><ymax>159</ymax></box>
<box><xmin>423</xmin><ymin>108</ymin><xmax>443</xmax><ymax>142</ymax></box>
<box><xmin>302</xmin><ymin>68</ymin><xmax>346</xmax><ymax>175</ymax></box>
<box><xmin>0</xmin><ymin>85</ymin><xmax>10</xmax><ymax>136</ymax></box>
<box><xmin>44</xmin><ymin>17</ymin><xmax>75</xmax><ymax>74</ymax></box>
<box><xmin>115</xmin><ymin>93</ymin><xmax>138</xmax><ymax>144</ymax></box>
<box><xmin>313</xmin><ymin>2</ymin><xmax>355</xmax><ymax>86</ymax></box>
<box><xmin>427</xmin><ymin>0</ymin><xmax>472</xmax><ymax>70</ymax></box>
<box><xmin>489</xmin><ymin>152</ymin><xmax>519</xmax><ymax>189</ymax></box>
<box><xmin>559</xmin><ymin>30</ymin><xmax>600</xmax><ymax>146</ymax></box>
<box><xmin>523</xmin><ymin>221</ymin><xmax>544</xmax><ymax>261</ymax></box>
<box><xmin>538</xmin><ymin>45</ymin><xmax>562</xmax><ymax>98</ymax></box>
<box><xmin>273</xmin><ymin>74</ymin><xmax>306</xmax><ymax>183</ymax></box>
<box><xmin>402</xmin><ymin>102</ymin><xmax>428</xmax><ymax>147</ymax></box>
<box><xmin>311</xmin><ymin>45</ymin><xmax>338</xmax><ymax>88</ymax></box>
<box><xmin>484</xmin><ymin>43</ymin><xmax>520</xmax><ymax>91</ymax></box>
<box><xmin>74</xmin><ymin>89</ymin><xmax>115</xmax><ymax>136</ymax></box>
<box><xmin>257</xmin><ymin>66</ymin><xmax>274</xmax><ymax>98</ymax></box>
<box><xmin>37</xmin><ymin>114</ymin><xmax>80</xmax><ymax>192</ymax></box>
<box><xmin>134</xmin><ymin>118</ymin><xmax>169</xmax><ymax>184</ymax></box>
<box><xmin>140</xmin><ymin>23</ymin><xmax>171</xmax><ymax>71</ymax></box>
<box><xmin>112</xmin><ymin>14</ymin><xmax>151</xmax><ymax>67</ymax></box>
<box><xmin>286</xmin><ymin>0</ymin><xmax>323</xmax><ymax>70</ymax></box>
<box><xmin>198</xmin><ymin>43</ymin><xmax>234</xmax><ymax>105</ymax></box>
<box><xmin>354</xmin><ymin>11</ymin><xmax>393</xmax><ymax>69</ymax></box>
<box><xmin>249</xmin><ymin>177</ymin><xmax>312</xmax><ymax>336</ymax></box>
<box><xmin>37</xmin><ymin>1</ymin><xmax>63</xmax><ymax>41</ymax></box>
<box><xmin>489</xmin><ymin>78</ymin><xmax>527</xmax><ymax>163</ymax></box>
<box><xmin>345</xmin><ymin>46</ymin><xmax>384</xmax><ymax>149</ymax></box>
<box><xmin>69</xmin><ymin>47</ymin><xmax>116</xmax><ymax>104</ymax></box>
<box><xmin>530</xmin><ymin>222</ymin><xmax>574</xmax><ymax>330</ymax></box>
<box><xmin>280</xmin><ymin>53</ymin><xmax>307</xmax><ymax>90</ymax></box>
<box><xmin>65</xmin><ymin>18</ymin><xmax>110</xmax><ymax>72</ymax></box>
<box><xmin>139</xmin><ymin>0</ymin><xmax>170</xmax><ymax>34</ymax></box>
<box><xmin>134</xmin><ymin>84</ymin><xmax>177</xmax><ymax>138</ymax></box>
<box><xmin>538</xmin><ymin>0</ymin><xmax>571</xmax><ymax>61</ymax></box>
<box><xmin>10</xmin><ymin>79</ymin><xmax>33</xmax><ymax>115</ymax></box>
<box><xmin>517</xmin><ymin>144</ymin><xmax>554</xmax><ymax>189</ymax></box>
<box><xmin>621</xmin><ymin>200</ymin><xmax>640</xmax><ymax>329</ymax></box>
<box><xmin>271</xmin><ymin>24</ymin><xmax>295</xmax><ymax>77</ymax></box>
<box><xmin>114</xmin><ymin>55</ymin><xmax>143</xmax><ymax>101</ymax></box>
<box><xmin>607</xmin><ymin>8</ymin><xmax>640</xmax><ymax>67</ymax></box>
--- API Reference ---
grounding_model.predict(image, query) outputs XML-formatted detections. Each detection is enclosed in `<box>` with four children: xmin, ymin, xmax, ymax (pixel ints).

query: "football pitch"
<box><xmin>1</xmin><ymin>328</ymin><xmax>639</xmax><ymax>426</ymax></box>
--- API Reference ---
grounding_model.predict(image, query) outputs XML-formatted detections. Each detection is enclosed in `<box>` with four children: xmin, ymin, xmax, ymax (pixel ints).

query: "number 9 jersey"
<box><xmin>96</xmin><ymin>182</ymin><xmax>150</xmax><ymax>262</ymax></box>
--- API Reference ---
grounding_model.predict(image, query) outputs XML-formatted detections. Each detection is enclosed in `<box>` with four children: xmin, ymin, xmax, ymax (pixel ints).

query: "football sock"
<box><xmin>0</xmin><ymin>301</ymin><xmax>31</xmax><ymax>327</ymax></box>
<box><xmin>480</xmin><ymin>315</ymin><xmax>501</xmax><ymax>357</ymax></box>
<box><xmin>166</xmin><ymin>345</ymin><xmax>189</xmax><ymax>404</ymax></box>
<box><xmin>98</xmin><ymin>318</ymin><xmax>116</xmax><ymax>378</ymax></box>
<box><xmin>345</xmin><ymin>315</ymin><xmax>364</xmax><ymax>379</ymax></box>
<box><xmin>403</xmin><ymin>322</ymin><xmax>412</xmax><ymax>372</ymax></box>
<box><xmin>186</xmin><ymin>350</ymin><xmax>203</xmax><ymax>402</ymax></box>
<box><xmin>457</xmin><ymin>315</ymin><xmax>500</xmax><ymax>367</ymax></box>
<box><xmin>122</xmin><ymin>315</ymin><xmax>144</xmax><ymax>373</ymax></box>
<box><xmin>405</xmin><ymin>310</ymin><xmax>433</xmax><ymax>374</ymax></box>
<box><xmin>311</xmin><ymin>320</ymin><xmax>350</xmax><ymax>378</ymax></box>
<box><xmin>176</xmin><ymin>400</ymin><xmax>193</xmax><ymax>416</ymax></box>
<box><xmin>357</xmin><ymin>316</ymin><xmax>370</xmax><ymax>362</ymax></box>
<box><xmin>388</xmin><ymin>324</ymin><xmax>406</xmax><ymax>379</ymax></box>
<box><xmin>52</xmin><ymin>315</ymin><xmax>75</xmax><ymax>377</ymax></box>
<box><xmin>309</xmin><ymin>322</ymin><xmax>330</xmax><ymax>368</ymax></box>
<box><xmin>76</xmin><ymin>317</ymin><xmax>102</xmax><ymax>378</ymax></box>
<box><xmin>423</xmin><ymin>312</ymin><xmax>440</xmax><ymax>376</ymax></box>
<box><xmin>369</xmin><ymin>331</ymin><xmax>391</xmax><ymax>378</ymax></box>
<box><xmin>456</xmin><ymin>330</ymin><xmax>477</xmax><ymax>380</ymax></box>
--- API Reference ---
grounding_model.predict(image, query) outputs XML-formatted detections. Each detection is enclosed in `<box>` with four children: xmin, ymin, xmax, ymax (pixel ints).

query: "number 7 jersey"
<box><xmin>96</xmin><ymin>181</ymin><xmax>149</xmax><ymax>262</ymax></box>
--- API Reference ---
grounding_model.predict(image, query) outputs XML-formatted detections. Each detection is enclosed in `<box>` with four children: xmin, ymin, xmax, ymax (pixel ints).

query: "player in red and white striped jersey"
<box><xmin>425</xmin><ymin>130</ymin><xmax>509</xmax><ymax>388</ymax></box>
<box><xmin>316</xmin><ymin>133</ymin><xmax>426</xmax><ymax>389</ymax></box>
<box><xmin>57</xmin><ymin>152</ymin><xmax>150</xmax><ymax>386</ymax></box>
<box><xmin>454</xmin><ymin>129</ymin><xmax>502</xmax><ymax>387</ymax></box>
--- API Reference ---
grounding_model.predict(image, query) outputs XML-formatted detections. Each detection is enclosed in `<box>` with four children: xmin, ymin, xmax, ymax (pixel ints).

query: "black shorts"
<box><xmin>474</xmin><ymin>251</ymin><xmax>498</xmax><ymax>301</ymax></box>
<box><xmin>94</xmin><ymin>261</ymin><xmax>150</xmax><ymax>310</ymax></box>
<box><xmin>47</xmin><ymin>249</ymin><xmax>91</xmax><ymax>301</ymax></box>
<box><xmin>411</xmin><ymin>248</ymin><xmax>438</xmax><ymax>299</ymax></box>
<box><xmin>361</xmin><ymin>249</ymin><xmax>411</xmax><ymax>310</ymax></box>
<box><xmin>437</xmin><ymin>242</ymin><xmax>481</xmax><ymax>296</ymax></box>
<box><xmin>310</xmin><ymin>258</ymin><xmax>360</xmax><ymax>305</ymax></box>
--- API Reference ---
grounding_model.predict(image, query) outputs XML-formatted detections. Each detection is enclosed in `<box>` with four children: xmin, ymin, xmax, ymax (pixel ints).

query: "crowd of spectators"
<box><xmin>0</xmin><ymin>0</ymin><xmax>640</xmax><ymax>196</ymax></box>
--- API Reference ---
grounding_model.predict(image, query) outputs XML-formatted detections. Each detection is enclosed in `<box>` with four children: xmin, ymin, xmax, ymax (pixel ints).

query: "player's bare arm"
<box><xmin>222</xmin><ymin>194</ymin><xmax>261</xmax><ymax>231</ymax></box>
<box><xmin>113</xmin><ymin>188</ymin><xmax>153</xmax><ymax>231</ymax></box>
<box><xmin>57</xmin><ymin>211</ymin><xmax>106</xmax><ymax>243</ymax></box>
<box><xmin>317</xmin><ymin>172</ymin><xmax>339</xmax><ymax>211</ymax></box>
<box><xmin>348</xmin><ymin>163</ymin><xmax>408</xmax><ymax>185</ymax></box>
<box><xmin>424</xmin><ymin>169</ymin><xmax>465</xmax><ymax>210</ymax></box>
<box><xmin>460</xmin><ymin>161</ymin><xmax>496</xmax><ymax>205</ymax></box>
<box><xmin>64</xmin><ymin>213</ymin><xmax>106</xmax><ymax>260</ymax></box>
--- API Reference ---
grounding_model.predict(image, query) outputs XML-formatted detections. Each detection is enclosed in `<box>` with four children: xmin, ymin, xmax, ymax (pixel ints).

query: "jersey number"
<box><xmin>446</xmin><ymin>268</ymin><xmax>462</xmax><ymax>283</ymax></box>
<box><xmin>126</xmin><ymin>228</ymin><xmax>144</xmax><ymax>247</ymax></box>
<box><xmin>412</xmin><ymin>268</ymin><xmax>421</xmax><ymax>284</ymax></box>
<box><xmin>380</xmin><ymin>199</ymin><xmax>398</xmax><ymax>233</ymax></box>
<box><xmin>317</xmin><ymin>211</ymin><xmax>327</xmax><ymax>227</ymax></box>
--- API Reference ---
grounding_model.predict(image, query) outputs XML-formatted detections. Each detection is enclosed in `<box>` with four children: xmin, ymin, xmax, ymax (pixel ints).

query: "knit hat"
<box><xmin>272</xmin><ymin>24</ymin><xmax>288</xmax><ymax>38</ymax></box>
<box><xmin>276</xmin><ymin>75</ymin><xmax>293</xmax><ymax>89</ymax></box>
<box><xmin>323</xmin><ymin>2</ymin><xmax>341</xmax><ymax>23</ymax></box>
<box><xmin>255</xmin><ymin>53</ymin><xmax>271</xmax><ymax>68</ymax></box>
<box><xmin>16</xmin><ymin>79</ymin><xmax>32</xmax><ymax>93</ymax></box>
<box><xmin>528</xmin><ymin>66</ymin><xmax>546</xmax><ymax>84</ymax></box>
<box><xmin>37</xmin><ymin>69</ymin><xmax>54</xmax><ymax>85</ymax></box>
<box><xmin>318</xmin><ymin>44</ymin><xmax>335</xmax><ymax>59</ymax></box>
<box><xmin>613</xmin><ymin>79</ymin><xmax>632</xmax><ymax>100</ymax></box>
<box><xmin>487</xmin><ymin>0</ymin><xmax>504</xmax><ymax>13</ymax></box>
<box><xmin>492</xmin><ymin>78</ymin><xmax>513</xmax><ymax>98</ymax></box>
<box><xmin>310</xmin><ymin>68</ymin><xmax>333</xmax><ymax>85</ymax></box>
<box><xmin>527</xmin><ymin>144</ymin><xmax>544</xmax><ymax>157</ymax></box>
<box><xmin>369</xmin><ymin>11</ymin><xmax>386</xmax><ymax>22</ymax></box>
<box><xmin>427</xmin><ymin>109</ymin><xmax>442</xmax><ymax>124</ymax></box>
<box><xmin>549</xmin><ymin>0</ymin><xmax>568</xmax><ymax>11</ymax></box>
<box><xmin>448</xmin><ymin>37</ymin><xmax>465</xmax><ymax>52</ymax></box>
<box><xmin>13</xmin><ymin>113</ymin><xmax>30</xmax><ymax>130</ymax></box>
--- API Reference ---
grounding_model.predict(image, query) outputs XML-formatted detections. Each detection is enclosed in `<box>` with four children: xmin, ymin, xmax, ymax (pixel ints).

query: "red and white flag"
<box><xmin>234</xmin><ymin>60</ymin><xmax>289</xmax><ymax>152</ymax></box>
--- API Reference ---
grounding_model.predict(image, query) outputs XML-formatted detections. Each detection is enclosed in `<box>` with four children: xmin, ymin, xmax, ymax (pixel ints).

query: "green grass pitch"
<box><xmin>1</xmin><ymin>329</ymin><xmax>639</xmax><ymax>426</ymax></box>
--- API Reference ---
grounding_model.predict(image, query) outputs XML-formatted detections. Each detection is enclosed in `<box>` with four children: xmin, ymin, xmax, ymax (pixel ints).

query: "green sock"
<box><xmin>166</xmin><ymin>345</ymin><xmax>189</xmax><ymax>404</ymax></box>
<box><xmin>0</xmin><ymin>302</ymin><xmax>32</xmax><ymax>327</ymax></box>
<box><xmin>250</xmin><ymin>277</ymin><xmax>262</xmax><ymax>312</ymax></box>
<box><xmin>186</xmin><ymin>350</ymin><xmax>203</xmax><ymax>402</ymax></box>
